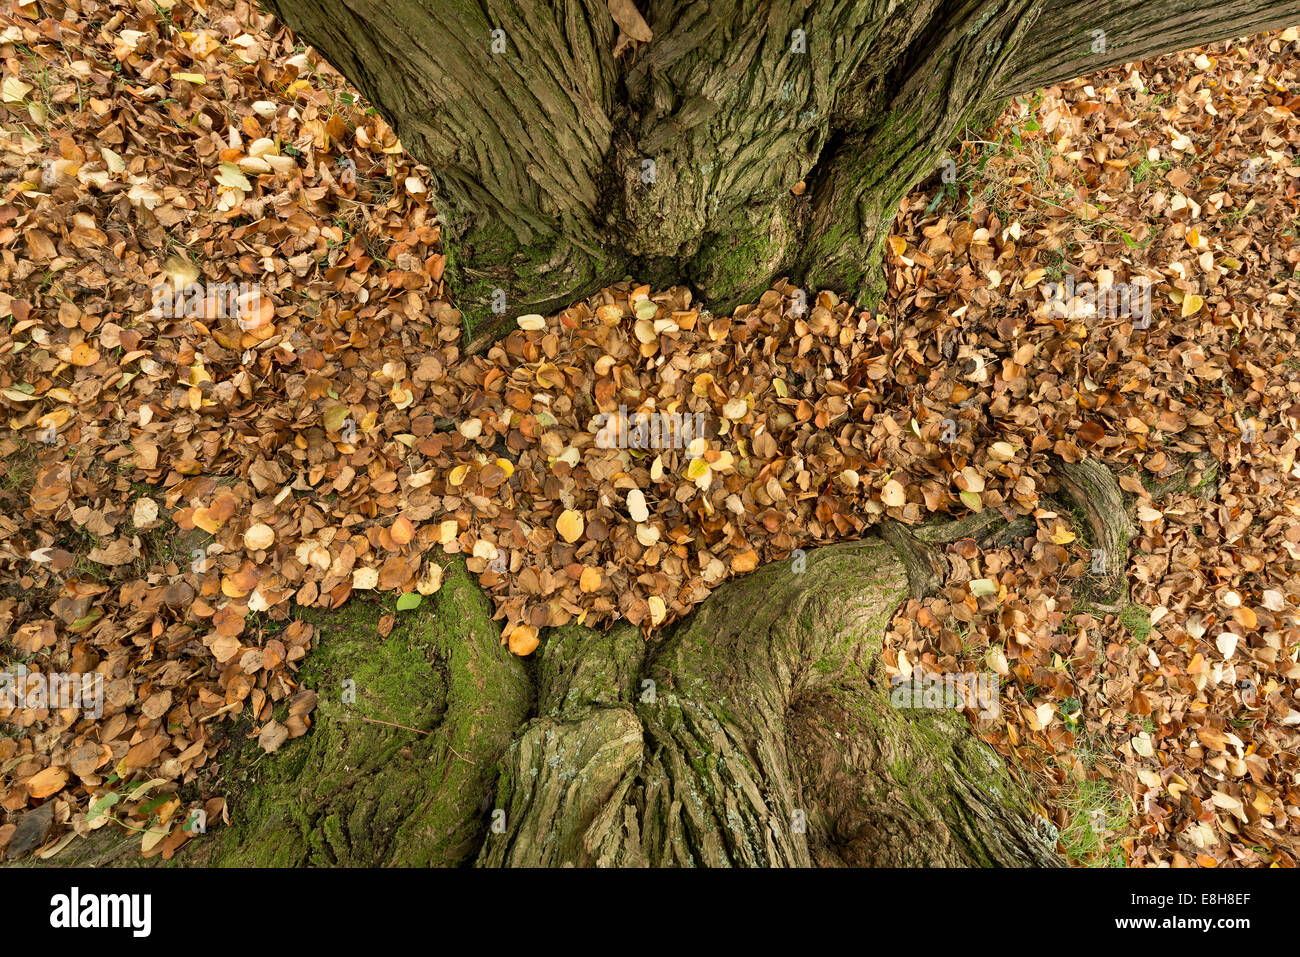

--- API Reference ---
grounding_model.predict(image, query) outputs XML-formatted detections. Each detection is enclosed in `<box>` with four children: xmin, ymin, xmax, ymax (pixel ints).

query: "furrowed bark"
<box><xmin>261</xmin><ymin>0</ymin><xmax>622</xmax><ymax>337</ymax></box>
<box><xmin>799</xmin><ymin>0</ymin><xmax>1037</xmax><ymax>305</ymax></box>
<box><xmin>1002</xmin><ymin>0</ymin><xmax>1300</xmax><ymax>96</ymax></box>
<box><xmin>265</xmin><ymin>0</ymin><xmax>1299</xmax><ymax>334</ymax></box>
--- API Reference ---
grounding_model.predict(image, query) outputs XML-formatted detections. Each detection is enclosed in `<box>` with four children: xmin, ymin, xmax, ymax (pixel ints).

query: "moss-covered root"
<box><xmin>1052</xmin><ymin>455</ymin><xmax>1135</xmax><ymax>608</ymax></box>
<box><xmin>208</xmin><ymin>558</ymin><xmax>532</xmax><ymax>867</ymax></box>
<box><xmin>480</xmin><ymin>538</ymin><xmax>1062</xmax><ymax>867</ymax></box>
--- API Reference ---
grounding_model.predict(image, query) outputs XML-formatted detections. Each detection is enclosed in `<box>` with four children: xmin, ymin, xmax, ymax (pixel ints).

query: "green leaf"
<box><xmin>87</xmin><ymin>791</ymin><xmax>121</xmax><ymax>824</ymax></box>
<box><xmin>215</xmin><ymin>161</ymin><xmax>251</xmax><ymax>191</ymax></box>
<box><xmin>395</xmin><ymin>592</ymin><xmax>422</xmax><ymax>611</ymax></box>
<box><xmin>323</xmin><ymin>405</ymin><xmax>349</xmax><ymax>432</ymax></box>
<box><xmin>70</xmin><ymin>609</ymin><xmax>103</xmax><ymax>630</ymax></box>
<box><xmin>139</xmin><ymin>794</ymin><xmax>170</xmax><ymax>816</ymax></box>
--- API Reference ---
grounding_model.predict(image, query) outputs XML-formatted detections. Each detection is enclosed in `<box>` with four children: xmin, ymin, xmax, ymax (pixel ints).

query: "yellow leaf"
<box><xmin>416</xmin><ymin>562</ymin><xmax>444</xmax><ymax>595</ymax></box>
<box><xmin>2</xmin><ymin>77</ymin><xmax>34</xmax><ymax>102</ymax></box>
<box><xmin>192</xmin><ymin>506</ymin><xmax>225</xmax><ymax>534</ymax></box>
<box><xmin>627</xmin><ymin>488</ymin><xmax>649</xmax><ymax>522</ymax></box>
<box><xmin>141</xmin><ymin>824</ymin><xmax>171</xmax><ymax>854</ymax></box>
<box><xmin>171</xmin><ymin>72</ymin><xmax>207</xmax><ymax>84</ymax></box>
<box><xmin>215</xmin><ymin>161</ymin><xmax>251</xmax><ymax>191</ymax></box>
<box><xmin>990</xmin><ymin>441</ymin><xmax>1018</xmax><ymax>462</ymax></box>
<box><xmin>1181</xmin><ymin>293</ymin><xmax>1204</xmax><ymax>317</ymax></box>
<box><xmin>101</xmin><ymin>147</ymin><xmax>125</xmax><ymax>173</ymax></box>
<box><xmin>556</xmin><ymin>509</ymin><xmax>584</xmax><ymax>543</ymax></box>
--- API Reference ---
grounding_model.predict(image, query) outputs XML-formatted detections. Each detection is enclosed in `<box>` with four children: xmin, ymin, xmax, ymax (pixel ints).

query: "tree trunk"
<box><xmin>263</xmin><ymin>0</ymin><xmax>1300</xmax><ymax>338</ymax></box>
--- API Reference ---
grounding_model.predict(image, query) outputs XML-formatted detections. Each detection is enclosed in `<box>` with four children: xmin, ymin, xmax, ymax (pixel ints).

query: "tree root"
<box><xmin>478</xmin><ymin>537</ymin><xmax>1061</xmax><ymax>867</ymax></box>
<box><xmin>1051</xmin><ymin>455</ymin><xmax>1136</xmax><ymax>613</ymax></box>
<box><xmin>32</xmin><ymin>464</ymin><xmax>1154</xmax><ymax>867</ymax></box>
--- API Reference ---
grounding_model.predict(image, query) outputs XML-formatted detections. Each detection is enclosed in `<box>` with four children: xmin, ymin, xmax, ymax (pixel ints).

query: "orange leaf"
<box><xmin>26</xmin><ymin>766</ymin><xmax>68</xmax><ymax>799</ymax></box>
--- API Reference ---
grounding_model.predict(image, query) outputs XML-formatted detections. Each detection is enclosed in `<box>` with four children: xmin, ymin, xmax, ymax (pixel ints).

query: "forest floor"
<box><xmin>0</xmin><ymin>0</ymin><xmax>1298</xmax><ymax>867</ymax></box>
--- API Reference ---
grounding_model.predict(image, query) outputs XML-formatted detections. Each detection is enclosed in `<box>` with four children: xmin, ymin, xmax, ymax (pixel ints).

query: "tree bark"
<box><xmin>264</xmin><ymin>0</ymin><xmax>1300</xmax><ymax>337</ymax></box>
<box><xmin>476</xmin><ymin>536</ymin><xmax>1060</xmax><ymax>867</ymax></box>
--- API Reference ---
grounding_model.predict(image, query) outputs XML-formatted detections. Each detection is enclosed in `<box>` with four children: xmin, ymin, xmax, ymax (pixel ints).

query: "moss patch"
<box><xmin>189</xmin><ymin>558</ymin><xmax>532</xmax><ymax>867</ymax></box>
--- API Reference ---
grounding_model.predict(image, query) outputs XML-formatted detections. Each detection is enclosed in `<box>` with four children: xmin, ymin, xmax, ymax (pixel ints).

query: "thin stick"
<box><xmin>358</xmin><ymin>715</ymin><xmax>429</xmax><ymax>736</ymax></box>
<box><xmin>354</xmin><ymin>716</ymin><xmax>472</xmax><ymax>764</ymax></box>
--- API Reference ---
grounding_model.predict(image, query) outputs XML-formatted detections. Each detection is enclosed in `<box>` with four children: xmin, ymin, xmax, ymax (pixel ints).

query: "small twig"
<box><xmin>353</xmin><ymin>716</ymin><xmax>473</xmax><ymax>764</ymax></box>
<box><xmin>357</xmin><ymin>715</ymin><xmax>429</xmax><ymax>736</ymax></box>
<box><xmin>199</xmin><ymin>701</ymin><xmax>239</xmax><ymax>722</ymax></box>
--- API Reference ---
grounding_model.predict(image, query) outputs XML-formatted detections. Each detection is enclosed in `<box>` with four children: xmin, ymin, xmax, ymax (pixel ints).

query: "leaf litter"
<box><xmin>0</xmin><ymin>0</ymin><xmax>1297</xmax><ymax>866</ymax></box>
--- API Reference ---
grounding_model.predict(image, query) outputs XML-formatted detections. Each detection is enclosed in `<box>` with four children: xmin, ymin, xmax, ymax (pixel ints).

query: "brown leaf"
<box><xmin>257</xmin><ymin>720</ymin><xmax>290</xmax><ymax>754</ymax></box>
<box><xmin>25</xmin><ymin>766</ymin><xmax>68</xmax><ymax>800</ymax></box>
<box><xmin>608</xmin><ymin>0</ymin><xmax>652</xmax><ymax>42</ymax></box>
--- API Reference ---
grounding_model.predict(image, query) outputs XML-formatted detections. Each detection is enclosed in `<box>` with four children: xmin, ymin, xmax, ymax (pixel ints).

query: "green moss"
<box><xmin>297</xmin><ymin>597</ymin><xmax>445</xmax><ymax>731</ymax></box>
<box><xmin>189</xmin><ymin>558</ymin><xmax>531</xmax><ymax>868</ymax></box>
<box><xmin>448</xmin><ymin>219</ymin><xmax>619</xmax><ymax>343</ymax></box>
<box><xmin>1141</xmin><ymin>459</ymin><xmax>1219</xmax><ymax>502</ymax></box>
<box><xmin>0</xmin><ymin>436</ymin><xmax>39</xmax><ymax>491</ymax></box>
<box><xmin>687</xmin><ymin>212</ymin><xmax>789</xmax><ymax>311</ymax></box>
